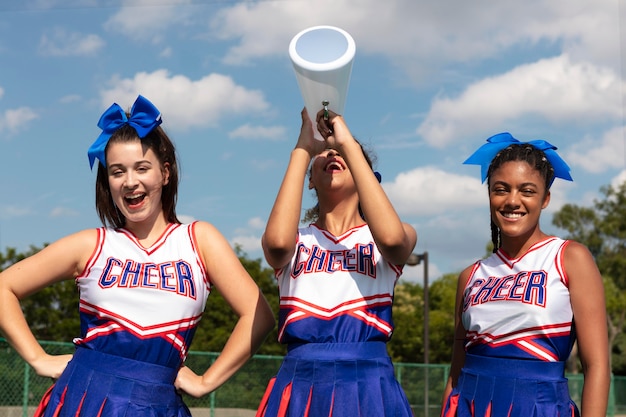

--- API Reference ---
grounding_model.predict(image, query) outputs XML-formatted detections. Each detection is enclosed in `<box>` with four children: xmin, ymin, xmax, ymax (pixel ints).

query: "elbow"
<box><xmin>262</xmin><ymin>235</ymin><xmax>295</xmax><ymax>269</ymax></box>
<box><xmin>262</xmin><ymin>233</ymin><xmax>293</xmax><ymax>253</ymax></box>
<box><xmin>375</xmin><ymin>225</ymin><xmax>417</xmax><ymax>264</ymax></box>
<box><xmin>377</xmin><ymin>239</ymin><xmax>415</xmax><ymax>265</ymax></box>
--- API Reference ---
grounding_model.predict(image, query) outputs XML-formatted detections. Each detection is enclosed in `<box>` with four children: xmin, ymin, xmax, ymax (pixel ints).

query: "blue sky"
<box><xmin>0</xmin><ymin>0</ymin><xmax>624</xmax><ymax>284</ymax></box>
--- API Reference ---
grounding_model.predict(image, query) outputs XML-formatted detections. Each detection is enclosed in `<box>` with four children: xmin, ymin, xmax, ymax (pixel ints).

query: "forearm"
<box><xmin>0</xmin><ymin>290</ymin><xmax>47</xmax><ymax>367</ymax></box>
<box><xmin>580</xmin><ymin>365</ymin><xmax>610</xmax><ymax>417</ymax></box>
<box><xmin>198</xmin><ymin>313</ymin><xmax>271</xmax><ymax>394</ymax></box>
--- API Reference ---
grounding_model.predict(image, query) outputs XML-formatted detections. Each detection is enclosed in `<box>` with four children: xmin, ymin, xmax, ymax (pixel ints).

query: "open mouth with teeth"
<box><xmin>125</xmin><ymin>193</ymin><xmax>146</xmax><ymax>206</ymax></box>
<box><xmin>501</xmin><ymin>212</ymin><xmax>525</xmax><ymax>219</ymax></box>
<box><xmin>325</xmin><ymin>161</ymin><xmax>344</xmax><ymax>173</ymax></box>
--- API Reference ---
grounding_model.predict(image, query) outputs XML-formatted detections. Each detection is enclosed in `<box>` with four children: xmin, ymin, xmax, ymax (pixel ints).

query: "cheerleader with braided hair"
<box><xmin>442</xmin><ymin>133</ymin><xmax>609</xmax><ymax>417</ymax></box>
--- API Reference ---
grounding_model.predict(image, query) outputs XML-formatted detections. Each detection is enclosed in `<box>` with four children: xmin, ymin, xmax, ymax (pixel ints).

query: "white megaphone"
<box><xmin>289</xmin><ymin>25</ymin><xmax>356</xmax><ymax>140</ymax></box>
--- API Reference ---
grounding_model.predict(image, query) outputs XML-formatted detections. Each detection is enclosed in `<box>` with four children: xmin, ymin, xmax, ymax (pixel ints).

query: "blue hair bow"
<box><xmin>88</xmin><ymin>95</ymin><xmax>162</xmax><ymax>169</ymax></box>
<box><xmin>463</xmin><ymin>132</ymin><xmax>573</xmax><ymax>183</ymax></box>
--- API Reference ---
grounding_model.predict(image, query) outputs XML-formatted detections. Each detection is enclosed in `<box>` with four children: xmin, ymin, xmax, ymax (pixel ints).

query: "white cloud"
<box><xmin>247</xmin><ymin>216</ymin><xmax>265</xmax><ymax>230</ymax></box>
<box><xmin>159</xmin><ymin>47</ymin><xmax>173</xmax><ymax>58</ymax></box>
<box><xmin>231</xmin><ymin>217</ymin><xmax>266</xmax><ymax>256</ymax></box>
<box><xmin>229</xmin><ymin>124</ymin><xmax>287</xmax><ymax>141</ymax></box>
<box><xmin>39</xmin><ymin>28</ymin><xmax>104</xmax><ymax>56</ymax></box>
<box><xmin>208</xmin><ymin>0</ymin><xmax>622</xmax><ymax>75</ymax></box>
<box><xmin>49</xmin><ymin>206</ymin><xmax>80</xmax><ymax>217</ymax></box>
<box><xmin>417</xmin><ymin>54</ymin><xmax>623</xmax><ymax>147</ymax></box>
<box><xmin>566</xmin><ymin>126</ymin><xmax>626</xmax><ymax>173</ymax></box>
<box><xmin>0</xmin><ymin>107</ymin><xmax>38</xmax><ymax>135</ymax></box>
<box><xmin>611</xmin><ymin>170</ymin><xmax>626</xmax><ymax>190</ymax></box>
<box><xmin>210</xmin><ymin>0</ymin><xmax>332</xmax><ymax>65</ymax></box>
<box><xmin>104</xmin><ymin>0</ymin><xmax>193</xmax><ymax>43</ymax></box>
<box><xmin>384</xmin><ymin>166</ymin><xmax>486</xmax><ymax>217</ymax></box>
<box><xmin>100</xmin><ymin>69</ymin><xmax>269</xmax><ymax>130</ymax></box>
<box><xmin>231</xmin><ymin>234</ymin><xmax>262</xmax><ymax>255</ymax></box>
<box><xmin>59</xmin><ymin>94</ymin><xmax>81</xmax><ymax>104</ymax></box>
<box><xmin>0</xmin><ymin>205</ymin><xmax>35</xmax><ymax>220</ymax></box>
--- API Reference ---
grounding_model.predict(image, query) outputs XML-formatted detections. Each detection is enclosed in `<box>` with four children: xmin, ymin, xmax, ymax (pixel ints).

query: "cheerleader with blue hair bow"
<box><xmin>0</xmin><ymin>95</ymin><xmax>275</xmax><ymax>416</ymax></box>
<box><xmin>441</xmin><ymin>133</ymin><xmax>610</xmax><ymax>417</ymax></box>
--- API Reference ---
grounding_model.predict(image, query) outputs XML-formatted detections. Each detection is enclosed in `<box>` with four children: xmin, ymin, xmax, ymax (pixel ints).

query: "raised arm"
<box><xmin>565</xmin><ymin>241</ymin><xmax>610</xmax><ymax>417</ymax></box>
<box><xmin>262</xmin><ymin>108</ymin><xmax>325</xmax><ymax>269</ymax></box>
<box><xmin>0</xmin><ymin>229</ymin><xmax>97</xmax><ymax>378</ymax></box>
<box><xmin>174</xmin><ymin>221</ymin><xmax>275</xmax><ymax>397</ymax></box>
<box><xmin>318</xmin><ymin>111</ymin><xmax>417</xmax><ymax>265</ymax></box>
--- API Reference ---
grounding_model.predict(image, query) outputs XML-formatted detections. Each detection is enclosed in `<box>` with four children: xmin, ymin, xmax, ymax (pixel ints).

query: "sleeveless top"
<box><xmin>275</xmin><ymin>224</ymin><xmax>404</xmax><ymax>345</ymax></box>
<box><xmin>462</xmin><ymin>237</ymin><xmax>574</xmax><ymax>362</ymax></box>
<box><xmin>74</xmin><ymin>223</ymin><xmax>210</xmax><ymax>369</ymax></box>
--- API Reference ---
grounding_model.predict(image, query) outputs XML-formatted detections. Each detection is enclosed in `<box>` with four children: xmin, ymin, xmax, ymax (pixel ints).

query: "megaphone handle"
<box><xmin>322</xmin><ymin>100</ymin><xmax>330</xmax><ymax>120</ymax></box>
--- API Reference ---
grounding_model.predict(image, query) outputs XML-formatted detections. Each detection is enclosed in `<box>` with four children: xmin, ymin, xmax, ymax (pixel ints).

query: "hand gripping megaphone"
<box><xmin>289</xmin><ymin>25</ymin><xmax>356</xmax><ymax>140</ymax></box>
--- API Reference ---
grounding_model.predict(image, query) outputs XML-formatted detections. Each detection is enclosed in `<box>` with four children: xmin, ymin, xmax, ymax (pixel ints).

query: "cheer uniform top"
<box><xmin>443</xmin><ymin>237</ymin><xmax>580</xmax><ymax>417</ymax></box>
<box><xmin>35</xmin><ymin>223</ymin><xmax>210</xmax><ymax>417</ymax></box>
<box><xmin>256</xmin><ymin>224</ymin><xmax>413</xmax><ymax>417</ymax></box>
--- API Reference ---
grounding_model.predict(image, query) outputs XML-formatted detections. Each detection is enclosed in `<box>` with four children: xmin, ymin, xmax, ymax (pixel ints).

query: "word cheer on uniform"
<box><xmin>444</xmin><ymin>237</ymin><xmax>579</xmax><ymax>417</ymax></box>
<box><xmin>277</xmin><ymin>225</ymin><xmax>399</xmax><ymax>344</ymax></box>
<box><xmin>76</xmin><ymin>223</ymin><xmax>210</xmax><ymax>366</ymax></box>
<box><xmin>257</xmin><ymin>224</ymin><xmax>413</xmax><ymax>417</ymax></box>
<box><xmin>38</xmin><ymin>223</ymin><xmax>209</xmax><ymax>416</ymax></box>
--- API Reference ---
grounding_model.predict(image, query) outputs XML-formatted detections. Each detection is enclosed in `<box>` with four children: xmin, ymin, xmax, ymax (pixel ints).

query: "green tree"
<box><xmin>0</xmin><ymin>244</ymin><xmax>80</xmax><ymax>342</ymax></box>
<box><xmin>387</xmin><ymin>281</ymin><xmax>421</xmax><ymax>363</ymax></box>
<box><xmin>427</xmin><ymin>273</ymin><xmax>458</xmax><ymax>364</ymax></box>
<box><xmin>552</xmin><ymin>182</ymin><xmax>626</xmax><ymax>375</ymax></box>
<box><xmin>603</xmin><ymin>276</ymin><xmax>626</xmax><ymax>373</ymax></box>
<box><xmin>389</xmin><ymin>273</ymin><xmax>459</xmax><ymax>364</ymax></box>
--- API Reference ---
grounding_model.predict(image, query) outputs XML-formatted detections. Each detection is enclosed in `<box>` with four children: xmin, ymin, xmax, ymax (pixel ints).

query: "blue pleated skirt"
<box><xmin>442</xmin><ymin>354</ymin><xmax>579</xmax><ymax>417</ymax></box>
<box><xmin>34</xmin><ymin>347</ymin><xmax>190</xmax><ymax>417</ymax></box>
<box><xmin>256</xmin><ymin>342</ymin><xmax>413</xmax><ymax>417</ymax></box>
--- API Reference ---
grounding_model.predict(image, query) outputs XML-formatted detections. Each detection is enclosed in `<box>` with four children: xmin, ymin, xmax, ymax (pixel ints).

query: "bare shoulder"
<box><xmin>45</xmin><ymin>229</ymin><xmax>101</xmax><ymax>271</ymax></box>
<box><xmin>189</xmin><ymin>221</ymin><xmax>239</xmax><ymax>265</ymax></box>
<box><xmin>4</xmin><ymin>228</ymin><xmax>101</xmax><ymax>288</ymax></box>
<box><xmin>562</xmin><ymin>240</ymin><xmax>595</xmax><ymax>268</ymax></box>
<box><xmin>562</xmin><ymin>240</ymin><xmax>601</xmax><ymax>285</ymax></box>
<box><xmin>458</xmin><ymin>263</ymin><xmax>475</xmax><ymax>286</ymax></box>
<box><xmin>563</xmin><ymin>239</ymin><xmax>593</xmax><ymax>257</ymax></box>
<box><xmin>35</xmin><ymin>228</ymin><xmax>98</xmax><ymax>256</ymax></box>
<box><xmin>68</xmin><ymin>228</ymin><xmax>100</xmax><ymax>246</ymax></box>
<box><xmin>190</xmin><ymin>221</ymin><xmax>226</xmax><ymax>246</ymax></box>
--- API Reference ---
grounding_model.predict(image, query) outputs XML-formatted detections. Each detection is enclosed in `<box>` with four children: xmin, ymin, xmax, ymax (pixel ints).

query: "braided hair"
<box><xmin>487</xmin><ymin>144</ymin><xmax>555</xmax><ymax>252</ymax></box>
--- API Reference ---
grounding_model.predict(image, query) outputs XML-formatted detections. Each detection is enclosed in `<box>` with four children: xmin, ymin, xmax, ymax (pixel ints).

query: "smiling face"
<box><xmin>488</xmin><ymin>160</ymin><xmax>550</xmax><ymax>245</ymax></box>
<box><xmin>105</xmin><ymin>139</ymin><xmax>170</xmax><ymax>229</ymax></box>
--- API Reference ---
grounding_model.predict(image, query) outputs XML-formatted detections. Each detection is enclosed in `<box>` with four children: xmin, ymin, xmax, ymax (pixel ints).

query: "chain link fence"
<box><xmin>0</xmin><ymin>339</ymin><xmax>623</xmax><ymax>417</ymax></box>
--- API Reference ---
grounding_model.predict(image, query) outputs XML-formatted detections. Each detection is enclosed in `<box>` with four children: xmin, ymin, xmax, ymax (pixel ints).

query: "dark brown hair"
<box><xmin>94</xmin><ymin>124</ymin><xmax>180</xmax><ymax>229</ymax></box>
<box><xmin>302</xmin><ymin>140</ymin><xmax>376</xmax><ymax>224</ymax></box>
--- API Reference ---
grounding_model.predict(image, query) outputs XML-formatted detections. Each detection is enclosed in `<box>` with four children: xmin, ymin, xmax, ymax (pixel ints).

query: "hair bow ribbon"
<box><xmin>463</xmin><ymin>132</ymin><xmax>572</xmax><ymax>183</ymax></box>
<box><xmin>88</xmin><ymin>95</ymin><xmax>162</xmax><ymax>169</ymax></box>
